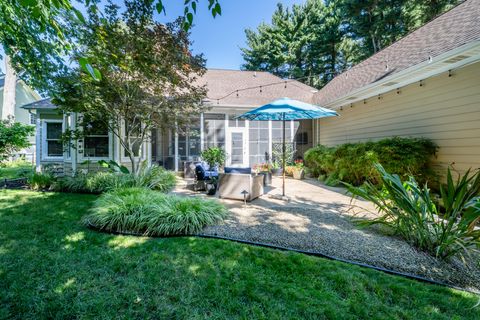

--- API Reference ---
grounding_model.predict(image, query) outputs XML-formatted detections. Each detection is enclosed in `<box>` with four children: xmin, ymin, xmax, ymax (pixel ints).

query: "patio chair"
<box><xmin>193</xmin><ymin>162</ymin><xmax>219</xmax><ymax>191</ymax></box>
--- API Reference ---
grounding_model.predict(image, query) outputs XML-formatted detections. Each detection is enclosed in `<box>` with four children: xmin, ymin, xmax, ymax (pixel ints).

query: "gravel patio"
<box><xmin>175</xmin><ymin>176</ymin><xmax>480</xmax><ymax>292</ymax></box>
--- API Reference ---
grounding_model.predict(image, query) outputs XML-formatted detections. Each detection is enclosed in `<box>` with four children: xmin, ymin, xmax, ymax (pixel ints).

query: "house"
<box><xmin>0</xmin><ymin>74</ymin><xmax>42</xmax><ymax>160</ymax></box>
<box><xmin>312</xmin><ymin>0</ymin><xmax>480</xmax><ymax>177</ymax></box>
<box><xmin>23</xmin><ymin>69</ymin><xmax>317</xmax><ymax>174</ymax></box>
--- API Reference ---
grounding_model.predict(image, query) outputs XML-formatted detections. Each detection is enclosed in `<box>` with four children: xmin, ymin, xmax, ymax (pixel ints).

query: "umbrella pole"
<box><xmin>282</xmin><ymin>113</ymin><xmax>286</xmax><ymax>197</ymax></box>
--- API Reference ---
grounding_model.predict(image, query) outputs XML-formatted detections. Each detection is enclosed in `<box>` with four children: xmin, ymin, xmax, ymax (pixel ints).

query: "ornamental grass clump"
<box><xmin>347</xmin><ymin>164</ymin><xmax>480</xmax><ymax>261</ymax></box>
<box><xmin>84</xmin><ymin>187</ymin><xmax>228</xmax><ymax>236</ymax></box>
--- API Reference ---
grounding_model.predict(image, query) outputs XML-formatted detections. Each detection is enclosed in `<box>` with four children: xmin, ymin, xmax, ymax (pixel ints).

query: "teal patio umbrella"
<box><xmin>236</xmin><ymin>97</ymin><xmax>338</xmax><ymax>197</ymax></box>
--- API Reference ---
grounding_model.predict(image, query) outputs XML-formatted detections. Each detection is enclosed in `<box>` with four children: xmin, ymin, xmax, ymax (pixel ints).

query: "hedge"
<box><xmin>304</xmin><ymin>137</ymin><xmax>438</xmax><ymax>186</ymax></box>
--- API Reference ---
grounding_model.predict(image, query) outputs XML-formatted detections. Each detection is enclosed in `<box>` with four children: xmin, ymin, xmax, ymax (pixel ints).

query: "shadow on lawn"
<box><xmin>0</xmin><ymin>190</ymin><xmax>478</xmax><ymax>319</ymax></box>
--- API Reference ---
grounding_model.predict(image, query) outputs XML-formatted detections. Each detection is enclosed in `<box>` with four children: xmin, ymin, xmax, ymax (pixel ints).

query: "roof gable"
<box><xmin>314</xmin><ymin>0</ymin><xmax>480</xmax><ymax>106</ymax></box>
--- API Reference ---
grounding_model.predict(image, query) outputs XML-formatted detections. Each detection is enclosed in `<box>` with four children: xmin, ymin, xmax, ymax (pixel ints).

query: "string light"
<box><xmin>206</xmin><ymin>54</ymin><xmax>455</xmax><ymax>103</ymax></box>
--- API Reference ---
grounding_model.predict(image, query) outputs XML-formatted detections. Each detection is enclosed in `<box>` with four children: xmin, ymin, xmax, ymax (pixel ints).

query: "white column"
<box><xmin>174</xmin><ymin>122</ymin><xmax>179</xmax><ymax>172</ymax></box>
<box><xmin>71</xmin><ymin>114</ymin><xmax>77</xmax><ymax>175</ymax></box>
<box><xmin>245</xmin><ymin>119</ymin><xmax>249</xmax><ymax>167</ymax></box>
<box><xmin>290</xmin><ymin>120</ymin><xmax>294</xmax><ymax>142</ymax></box>
<box><xmin>35</xmin><ymin>117</ymin><xmax>41</xmax><ymax>172</ymax></box>
<box><xmin>268</xmin><ymin>120</ymin><xmax>272</xmax><ymax>162</ymax></box>
<box><xmin>200</xmin><ymin>113</ymin><xmax>204</xmax><ymax>151</ymax></box>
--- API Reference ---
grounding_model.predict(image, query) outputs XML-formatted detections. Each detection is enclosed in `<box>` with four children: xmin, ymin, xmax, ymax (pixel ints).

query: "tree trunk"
<box><xmin>2</xmin><ymin>55</ymin><xmax>17</xmax><ymax>120</ymax></box>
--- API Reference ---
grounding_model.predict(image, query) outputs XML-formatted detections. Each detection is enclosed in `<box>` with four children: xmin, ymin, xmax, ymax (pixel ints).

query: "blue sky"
<box><xmin>1</xmin><ymin>0</ymin><xmax>306</xmax><ymax>73</ymax></box>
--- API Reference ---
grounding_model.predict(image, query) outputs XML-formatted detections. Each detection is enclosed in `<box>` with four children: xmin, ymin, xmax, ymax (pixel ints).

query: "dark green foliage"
<box><xmin>28</xmin><ymin>172</ymin><xmax>56</xmax><ymax>191</ymax></box>
<box><xmin>304</xmin><ymin>137</ymin><xmax>437</xmax><ymax>186</ymax></box>
<box><xmin>347</xmin><ymin>164</ymin><xmax>480</xmax><ymax>260</ymax></box>
<box><xmin>84</xmin><ymin>187</ymin><xmax>228</xmax><ymax>236</ymax></box>
<box><xmin>1</xmin><ymin>189</ymin><xmax>479</xmax><ymax>319</ymax></box>
<box><xmin>58</xmin><ymin>165</ymin><xmax>177</xmax><ymax>194</ymax></box>
<box><xmin>242</xmin><ymin>0</ymin><xmax>461</xmax><ymax>88</ymax></box>
<box><xmin>200</xmin><ymin>146</ymin><xmax>226</xmax><ymax>168</ymax></box>
<box><xmin>0</xmin><ymin>119</ymin><xmax>35</xmax><ymax>161</ymax></box>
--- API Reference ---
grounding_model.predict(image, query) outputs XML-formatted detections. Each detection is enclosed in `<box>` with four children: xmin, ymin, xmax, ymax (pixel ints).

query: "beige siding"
<box><xmin>315</xmin><ymin>61</ymin><xmax>480</xmax><ymax>177</ymax></box>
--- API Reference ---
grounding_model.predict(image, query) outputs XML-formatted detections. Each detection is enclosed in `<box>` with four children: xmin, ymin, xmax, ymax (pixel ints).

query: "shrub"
<box><xmin>304</xmin><ymin>137</ymin><xmax>437</xmax><ymax>186</ymax></box>
<box><xmin>201</xmin><ymin>147</ymin><xmax>226</xmax><ymax>168</ymax></box>
<box><xmin>130</xmin><ymin>163</ymin><xmax>177</xmax><ymax>192</ymax></box>
<box><xmin>28</xmin><ymin>172</ymin><xmax>56</xmax><ymax>190</ymax></box>
<box><xmin>59</xmin><ymin>164</ymin><xmax>176</xmax><ymax>194</ymax></box>
<box><xmin>347</xmin><ymin>164</ymin><xmax>480</xmax><ymax>261</ymax></box>
<box><xmin>84</xmin><ymin>187</ymin><xmax>228</xmax><ymax>236</ymax></box>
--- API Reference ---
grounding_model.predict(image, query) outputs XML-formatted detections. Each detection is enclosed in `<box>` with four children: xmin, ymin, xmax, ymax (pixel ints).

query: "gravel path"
<box><xmin>176</xmin><ymin>177</ymin><xmax>480</xmax><ymax>292</ymax></box>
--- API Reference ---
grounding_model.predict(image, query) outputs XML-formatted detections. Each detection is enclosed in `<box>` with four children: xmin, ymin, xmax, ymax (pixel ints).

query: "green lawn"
<box><xmin>0</xmin><ymin>162</ymin><xmax>33</xmax><ymax>179</ymax></box>
<box><xmin>0</xmin><ymin>190</ymin><xmax>478</xmax><ymax>319</ymax></box>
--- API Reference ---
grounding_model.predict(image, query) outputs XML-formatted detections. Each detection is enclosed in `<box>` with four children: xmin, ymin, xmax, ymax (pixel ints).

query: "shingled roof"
<box><xmin>23</xmin><ymin>69</ymin><xmax>316</xmax><ymax>110</ymax></box>
<box><xmin>314</xmin><ymin>0</ymin><xmax>480</xmax><ymax>106</ymax></box>
<box><xmin>201</xmin><ymin>69</ymin><xmax>315</xmax><ymax>107</ymax></box>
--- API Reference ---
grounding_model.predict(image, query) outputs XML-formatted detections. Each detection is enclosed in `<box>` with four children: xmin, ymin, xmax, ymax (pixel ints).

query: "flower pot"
<box><xmin>293</xmin><ymin>169</ymin><xmax>304</xmax><ymax>180</ymax></box>
<box><xmin>206</xmin><ymin>182</ymin><xmax>217</xmax><ymax>195</ymax></box>
<box><xmin>271</xmin><ymin>168</ymin><xmax>282</xmax><ymax>176</ymax></box>
<box><xmin>259</xmin><ymin>171</ymin><xmax>272</xmax><ymax>186</ymax></box>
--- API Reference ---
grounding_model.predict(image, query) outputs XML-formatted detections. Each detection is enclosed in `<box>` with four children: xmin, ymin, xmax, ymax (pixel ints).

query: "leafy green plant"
<box><xmin>347</xmin><ymin>164</ymin><xmax>480</xmax><ymax>261</ymax></box>
<box><xmin>130</xmin><ymin>163</ymin><xmax>177</xmax><ymax>192</ymax></box>
<box><xmin>0</xmin><ymin>118</ymin><xmax>35</xmax><ymax>161</ymax></box>
<box><xmin>59</xmin><ymin>164</ymin><xmax>176</xmax><ymax>194</ymax></box>
<box><xmin>28</xmin><ymin>172</ymin><xmax>56</xmax><ymax>191</ymax></box>
<box><xmin>272</xmin><ymin>143</ymin><xmax>296</xmax><ymax>168</ymax></box>
<box><xmin>305</xmin><ymin>137</ymin><xmax>437</xmax><ymax>186</ymax></box>
<box><xmin>98</xmin><ymin>160</ymin><xmax>130</xmax><ymax>174</ymax></box>
<box><xmin>201</xmin><ymin>147</ymin><xmax>226</xmax><ymax>169</ymax></box>
<box><xmin>84</xmin><ymin>187</ymin><xmax>228</xmax><ymax>236</ymax></box>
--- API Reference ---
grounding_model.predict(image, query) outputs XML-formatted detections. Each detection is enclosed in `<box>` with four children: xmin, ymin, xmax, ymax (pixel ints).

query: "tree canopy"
<box><xmin>241</xmin><ymin>0</ymin><xmax>460</xmax><ymax>88</ymax></box>
<box><xmin>0</xmin><ymin>0</ymin><xmax>221</xmax><ymax>92</ymax></box>
<box><xmin>52</xmin><ymin>1</ymin><xmax>207</xmax><ymax>174</ymax></box>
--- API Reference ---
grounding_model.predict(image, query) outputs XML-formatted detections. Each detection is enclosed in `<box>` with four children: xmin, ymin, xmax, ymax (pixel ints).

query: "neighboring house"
<box><xmin>23</xmin><ymin>69</ymin><xmax>317</xmax><ymax>174</ymax></box>
<box><xmin>313</xmin><ymin>0</ymin><xmax>480</xmax><ymax>177</ymax></box>
<box><xmin>0</xmin><ymin>75</ymin><xmax>42</xmax><ymax>160</ymax></box>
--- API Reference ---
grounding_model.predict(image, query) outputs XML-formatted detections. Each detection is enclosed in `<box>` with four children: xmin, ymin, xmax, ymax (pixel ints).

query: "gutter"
<box><xmin>323</xmin><ymin>40</ymin><xmax>480</xmax><ymax>109</ymax></box>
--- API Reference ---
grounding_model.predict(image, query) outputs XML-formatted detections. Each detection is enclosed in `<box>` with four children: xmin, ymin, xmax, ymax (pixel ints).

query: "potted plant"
<box><xmin>200</xmin><ymin>147</ymin><xmax>226</xmax><ymax>195</ymax></box>
<box><xmin>292</xmin><ymin>159</ymin><xmax>305</xmax><ymax>180</ymax></box>
<box><xmin>200</xmin><ymin>146</ymin><xmax>226</xmax><ymax>170</ymax></box>
<box><xmin>271</xmin><ymin>161</ymin><xmax>282</xmax><ymax>176</ymax></box>
<box><xmin>254</xmin><ymin>162</ymin><xmax>272</xmax><ymax>186</ymax></box>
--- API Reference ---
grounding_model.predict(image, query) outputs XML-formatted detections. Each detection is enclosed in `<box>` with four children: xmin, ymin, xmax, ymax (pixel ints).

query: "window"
<box><xmin>83</xmin><ymin>120</ymin><xmax>109</xmax><ymax>158</ymax></box>
<box><xmin>203</xmin><ymin>113</ymin><xmax>225</xmax><ymax>148</ymax></box>
<box><xmin>44</xmin><ymin>121</ymin><xmax>63</xmax><ymax>158</ymax></box>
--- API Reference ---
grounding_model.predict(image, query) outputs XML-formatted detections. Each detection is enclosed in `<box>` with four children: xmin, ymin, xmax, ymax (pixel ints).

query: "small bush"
<box><xmin>304</xmin><ymin>137</ymin><xmax>437</xmax><ymax>186</ymax></box>
<box><xmin>130</xmin><ymin>163</ymin><xmax>177</xmax><ymax>192</ymax></box>
<box><xmin>84</xmin><ymin>187</ymin><xmax>228</xmax><ymax>236</ymax></box>
<box><xmin>347</xmin><ymin>164</ymin><xmax>480</xmax><ymax>261</ymax></box>
<box><xmin>28</xmin><ymin>172</ymin><xmax>56</xmax><ymax>190</ymax></box>
<box><xmin>59</xmin><ymin>165</ymin><xmax>176</xmax><ymax>194</ymax></box>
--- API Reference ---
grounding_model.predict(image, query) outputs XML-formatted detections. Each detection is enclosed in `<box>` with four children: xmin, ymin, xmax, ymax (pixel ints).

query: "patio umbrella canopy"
<box><xmin>236</xmin><ymin>97</ymin><xmax>338</xmax><ymax>197</ymax></box>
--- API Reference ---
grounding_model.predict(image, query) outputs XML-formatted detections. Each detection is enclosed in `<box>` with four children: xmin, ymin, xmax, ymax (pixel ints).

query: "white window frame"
<box><xmin>64</xmin><ymin>114</ymin><xmax>72</xmax><ymax>161</ymax></box>
<box><xmin>41</xmin><ymin>120</ymin><xmax>64</xmax><ymax>161</ymax></box>
<box><xmin>78</xmin><ymin>117</ymin><xmax>112</xmax><ymax>161</ymax></box>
